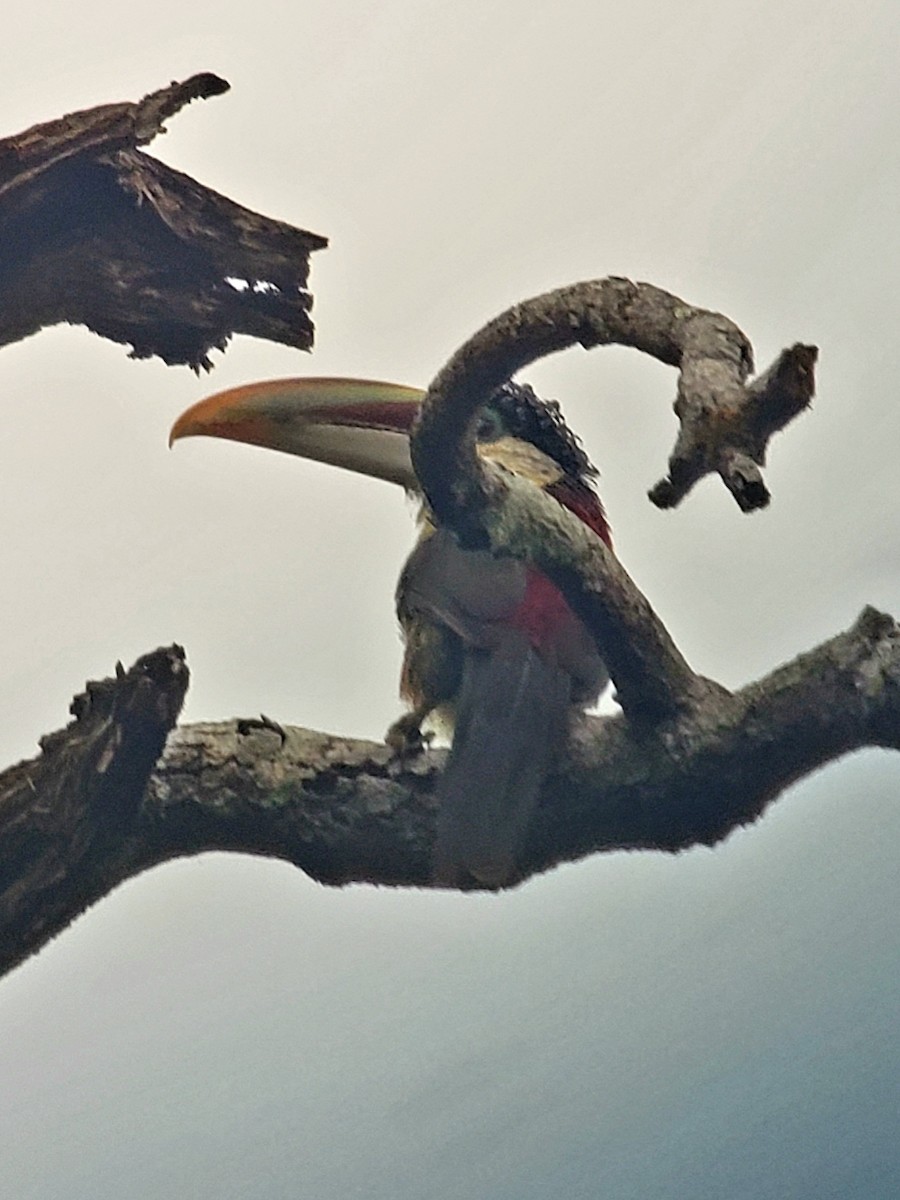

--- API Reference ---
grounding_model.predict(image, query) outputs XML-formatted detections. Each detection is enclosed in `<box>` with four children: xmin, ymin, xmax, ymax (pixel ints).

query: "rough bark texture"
<box><xmin>412</xmin><ymin>277</ymin><xmax>815</xmax><ymax>521</ymax></box>
<box><xmin>2</xmin><ymin>607</ymin><xmax>898</xmax><ymax>975</ymax></box>
<box><xmin>0</xmin><ymin>73</ymin><xmax>327</xmax><ymax>368</ymax></box>
<box><xmin>410</xmin><ymin>279</ymin><xmax>816</xmax><ymax>719</ymax></box>
<box><xmin>0</xmin><ymin>647</ymin><xmax>189</xmax><ymax>976</ymax></box>
<box><xmin>0</xmin><ymin>136</ymin><xmax>882</xmax><ymax>978</ymax></box>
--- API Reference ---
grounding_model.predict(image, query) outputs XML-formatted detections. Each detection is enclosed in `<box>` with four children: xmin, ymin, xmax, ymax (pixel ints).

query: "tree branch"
<box><xmin>649</xmin><ymin>341</ymin><xmax>818</xmax><ymax>511</ymax></box>
<box><xmin>142</xmin><ymin>608</ymin><xmax>900</xmax><ymax>868</ymax></box>
<box><xmin>0</xmin><ymin>74</ymin><xmax>327</xmax><ymax>368</ymax></box>
<box><xmin>478</xmin><ymin>464</ymin><xmax>701</xmax><ymax>719</ymax></box>
<box><xmin>412</xmin><ymin>277</ymin><xmax>815</xmax><ymax>521</ymax></box>
<box><xmin>0</xmin><ymin>647</ymin><xmax>188</xmax><ymax>976</ymax></box>
<box><xmin>409</xmin><ymin>277</ymin><xmax>817</xmax><ymax>719</ymax></box>
<box><xmin>2</xmin><ymin>610</ymin><xmax>898</xmax><ymax>975</ymax></box>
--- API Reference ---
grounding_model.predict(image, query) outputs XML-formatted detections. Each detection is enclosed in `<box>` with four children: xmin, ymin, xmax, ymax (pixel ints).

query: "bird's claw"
<box><xmin>385</xmin><ymin>712</ymin><xmax>433</xmax><ymax>759</ymax></box>
<box><xmin>237</xmin><ymin>713</ymin><xmax>287</xmax><ymax>744</ymax></box>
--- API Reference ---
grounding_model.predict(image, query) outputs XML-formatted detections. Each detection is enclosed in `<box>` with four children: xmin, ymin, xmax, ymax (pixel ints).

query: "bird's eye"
<box><xmin>476</xmin><ymin>409</ymin><xmax>503</xmax><ymax>442</ymax></box>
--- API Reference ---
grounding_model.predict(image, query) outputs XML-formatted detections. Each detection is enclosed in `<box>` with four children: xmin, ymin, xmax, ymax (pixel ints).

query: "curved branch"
<box><xmin>479</xmin><ymin>464</ymin><xmax>701</xmax><ymax>719</ymax></box>
<box><xmin>0</xmin><ymin>74</ymin><xmax>230</xmax><ymax>186</ymax></box>
<box><xmin>410</xmin><ymin>277</ymin><xmax>817</xmax><ymax>717</ymax></box>
<box><xmin>412</xmin><ymin>276</ymin><xmax>815</xmax><ymax>520</ymax></box>
<box><xmin>2</xmin><ymin>613</ymin><xmax>898</xmax><ymax>975</ymax></box>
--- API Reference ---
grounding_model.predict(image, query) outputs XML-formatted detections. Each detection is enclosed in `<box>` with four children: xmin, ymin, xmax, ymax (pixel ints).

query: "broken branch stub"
<box><xmin>0</xmin><ymin>73</ymin><xmax>328</xmax><ymax>369</ymax></box>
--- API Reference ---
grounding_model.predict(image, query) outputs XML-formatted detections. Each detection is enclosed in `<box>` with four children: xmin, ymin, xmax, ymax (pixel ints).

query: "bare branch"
<box><xmin>409</xmin><ymin>277</ymin><xmax>816</xmax><ymax>717</ymax></box>
<box><xmin>412</xmin><ymin>276</ymin><xmax>815</xmax><ymax>520</ymax></box>
<box><xmin>2</xmin><ymin>613</ymin><xmax>898</xmax><ymax>975</ymax></box>
<box><xmin>649</xmin><ymin>342</ymin><xmax>818</xmax><ymax>510</ymax></box>
<box><xmin>0</xmin><ymin>73</ymin><xmax>230</xmax><ymax>183</ymax></box>
<box><xmin>0</xmin><ymin>74</ymin><xmax>327</xmax><ymax>368</ymax></box>
<box><xmin>0</xmin><ymin>647</ymin><xmax>188</xmax><ymax>976</ymax></box>
<box><xmin>147</xmin><ymin>609</ymin><xmax>900</xmax><ymax>877</ymax></box>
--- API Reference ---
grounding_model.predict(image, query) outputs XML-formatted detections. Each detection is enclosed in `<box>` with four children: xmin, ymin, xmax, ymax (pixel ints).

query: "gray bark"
<box><xmin>2</xmin><ymin>607</ymin><xmax>898</xmax><ymax>977</ymax></box>
<box><xmin>0</xmin><ymin>87</ymin><xmax>888</xmax><ymax>980</ymax></box>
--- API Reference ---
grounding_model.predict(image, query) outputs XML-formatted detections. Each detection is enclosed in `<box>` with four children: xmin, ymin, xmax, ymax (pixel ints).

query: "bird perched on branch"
<box><xmin>170</xmin><ymin>378</ymin><xmax>612</xmax><ymax>887</ymax></box>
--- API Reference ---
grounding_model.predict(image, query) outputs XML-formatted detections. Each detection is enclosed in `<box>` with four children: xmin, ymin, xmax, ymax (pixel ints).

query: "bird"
<box><xmin>170</xmin><ymin>377</ymin><xmax>612</xmax><ymax>887</ymax></box>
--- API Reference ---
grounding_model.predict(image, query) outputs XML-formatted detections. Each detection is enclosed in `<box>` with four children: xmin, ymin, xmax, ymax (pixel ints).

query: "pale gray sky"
<box><xmin>2</xmin><ymin>2</ymin><xmax>899</xmax><ymax>1197</ymax></box>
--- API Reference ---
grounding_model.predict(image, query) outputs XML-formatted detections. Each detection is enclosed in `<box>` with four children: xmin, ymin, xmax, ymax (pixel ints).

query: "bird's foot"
<box><xmin>385</xmin><ymin>711</ymin><xmax>434</xmax><ymax>759</ymax></box>
<box><xmin>237</xmin><ymin>713</ymin><xmax>287</xmax><ymax>744</ymax></box>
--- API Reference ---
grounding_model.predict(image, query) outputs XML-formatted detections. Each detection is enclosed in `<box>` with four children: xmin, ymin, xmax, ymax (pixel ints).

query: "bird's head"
<box><xmin>170</xmin><ymin>376</ymin><xmax>600</xmax><ymax>494</ymax></box>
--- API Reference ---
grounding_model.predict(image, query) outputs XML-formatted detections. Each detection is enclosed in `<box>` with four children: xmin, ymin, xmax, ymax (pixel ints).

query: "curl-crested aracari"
<box><xmin>170</xmin><ymin>378</ymin><xmax>612</xmax><ymax>887</ymax></box>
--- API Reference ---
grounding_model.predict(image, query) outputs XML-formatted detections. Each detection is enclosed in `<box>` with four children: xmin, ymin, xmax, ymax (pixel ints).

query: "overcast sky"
<box><xmin>2</xmin><ymin>2</ymin><xmax>899</xmax><ymax>1197</ymax></box>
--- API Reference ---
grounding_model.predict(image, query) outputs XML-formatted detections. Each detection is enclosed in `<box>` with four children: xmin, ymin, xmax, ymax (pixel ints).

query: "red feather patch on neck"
<box><xmin>546</xmin><ymin>479</ymin><xmax>612</xmax><ymax>549</ymax></box>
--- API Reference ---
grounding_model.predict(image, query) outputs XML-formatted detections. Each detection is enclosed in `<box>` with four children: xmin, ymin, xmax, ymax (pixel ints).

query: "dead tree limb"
<box><xmin>412</xmin><ymin>277</ymin><xmax>815</xmax><ymax>519</ymax></box>
<box><xmin>410</xmin><ymin>278</ymin><xmax>816</xmax><ymax>719</ymax></box>
<box><xmin>0</xmin><ymin>74</ymin><xmax>327</xmax><ymax>368</ymax></box>
<box><xmin>0</xmin><ymin>647</ymin><xmax>188</xmax><ymax>976</ymax></box>
<box><xmin>2</xmin><ymin>607</ymin><xmax>898</xmax><ymax>976</ymax></box>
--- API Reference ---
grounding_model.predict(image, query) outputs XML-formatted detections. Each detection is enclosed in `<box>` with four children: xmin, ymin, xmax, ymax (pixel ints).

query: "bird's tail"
<box><xmin>432</xmin><ymin>634</ymin><xmax>570</xmax><ymax>888</ymax></box>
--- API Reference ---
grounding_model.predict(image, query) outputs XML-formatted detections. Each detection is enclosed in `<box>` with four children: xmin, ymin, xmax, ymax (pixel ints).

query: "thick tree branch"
<box><xmin>0</xmin><ymin>74</ymin><xmax>327</xmax><ymax>368</ymax></box>
<box><xmin>410</xmin><ymin>277</ymin><xmax>816</xmax><ymax>719</ymax></box>
<box><xmin>143</xmin><ymin>608</ymin><xmax>900</xmax><ymax>867</ymax></box>
<box><xmin>2</xmin><ymin>611</ymin><xmax>897</xmax><ymax>975</ymax></box>
<box><xmin>412</xmin><ymin>277</ymin><xmax>815</xmax><ymax>520</ymax></box>
<box><xmin>0</xmin><ymin>647</ymin><xmax>188</xmax><ymax>976</ymax></box>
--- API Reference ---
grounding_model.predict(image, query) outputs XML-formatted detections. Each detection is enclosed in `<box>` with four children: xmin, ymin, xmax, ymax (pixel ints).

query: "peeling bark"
<box><xmin>0</xmin><ymin>74</ymin><xmax>327</xmax><ymax>368</ymax></box>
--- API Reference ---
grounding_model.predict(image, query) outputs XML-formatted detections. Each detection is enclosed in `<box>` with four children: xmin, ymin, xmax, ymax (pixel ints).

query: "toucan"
<box><xmin>170</xmin><ymin>378</ymin><xmax>612</xmax><ymax>887</ymax></box>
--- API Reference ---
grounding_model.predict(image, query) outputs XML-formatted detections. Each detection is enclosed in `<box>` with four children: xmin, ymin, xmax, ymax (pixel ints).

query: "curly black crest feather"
<box><xmin>485</xmin><ymin>382</ymin><xmax>598</xmax><ymax>483</ymax></box>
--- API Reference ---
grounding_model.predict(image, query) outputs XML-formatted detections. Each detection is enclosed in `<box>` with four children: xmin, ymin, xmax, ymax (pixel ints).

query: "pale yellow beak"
<box><xmin>170</xmin><ymin>377</ymin><xmax>426</xmax><ymax>489</ymax></box>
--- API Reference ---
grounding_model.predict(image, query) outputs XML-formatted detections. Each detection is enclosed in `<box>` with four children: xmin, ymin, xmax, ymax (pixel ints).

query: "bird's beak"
<box><xmin>169</xmin><ymin>377</ymin><xmax>426</xmax><ymax>489</ymax></box>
